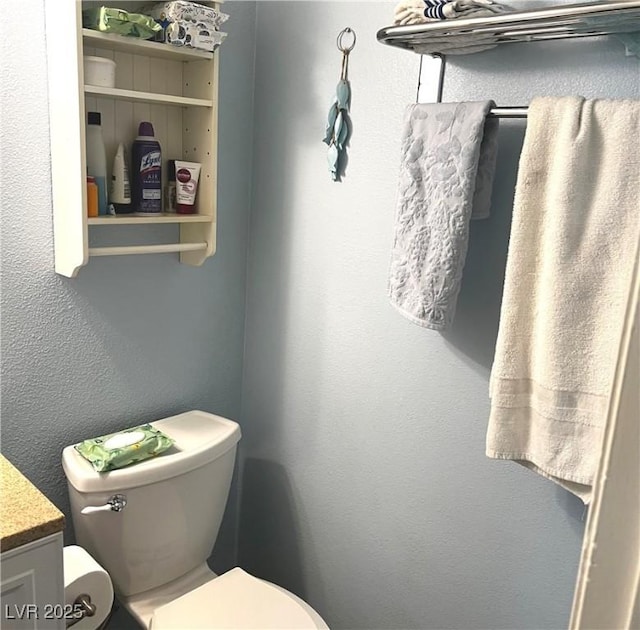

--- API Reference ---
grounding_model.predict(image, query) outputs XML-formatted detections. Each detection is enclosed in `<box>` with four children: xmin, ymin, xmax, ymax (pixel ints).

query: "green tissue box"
<box><xmin>75</xmin><ymin>424</ymin><xmax>174</xmax><ymax>472</ymax></box>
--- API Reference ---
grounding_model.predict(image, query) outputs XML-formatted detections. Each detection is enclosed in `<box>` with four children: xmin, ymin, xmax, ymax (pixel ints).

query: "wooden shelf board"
<box><xmin>88</xmin><ymin>213</ymin><xmax>214</xmax><ymax>225</ymax></box>
<box><xmin>82</xmin><ymin>29</ymin><xmax>214</xmax><ymax>61</ymax></box>
<box><xmin>84</xmin><ymin>85</ymin><xmax>213</xmax><ymax>108</ymax></box>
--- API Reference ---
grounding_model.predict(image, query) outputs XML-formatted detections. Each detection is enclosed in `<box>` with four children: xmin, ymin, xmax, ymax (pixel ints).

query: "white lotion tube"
<box><xmin>110</xmin><ymin>143</ymin><xmax>131</xmax><ymax>207</ymax></box>
<box><xmin>175</xmin><ymin>161</ymin><xmax>201</xmax><ymax>214</ymax></box>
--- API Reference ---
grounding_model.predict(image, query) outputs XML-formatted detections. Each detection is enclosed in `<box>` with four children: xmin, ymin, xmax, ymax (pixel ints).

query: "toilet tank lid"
<box><xmin>62</xmin><ymin>410</ymin><xmax>241</xmax><ymax>493</ymax></box>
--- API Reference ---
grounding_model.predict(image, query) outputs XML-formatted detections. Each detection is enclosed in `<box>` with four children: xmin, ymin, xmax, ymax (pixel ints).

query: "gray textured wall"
<box><xmin>0</xmin><ymin>0</ymin><xmax>257</xmax><ymax>572</ymax></box>
<box><xmin>239</xmin><ymin>2</ymin><xmax>639</xmax><ymax>629</ymax></box>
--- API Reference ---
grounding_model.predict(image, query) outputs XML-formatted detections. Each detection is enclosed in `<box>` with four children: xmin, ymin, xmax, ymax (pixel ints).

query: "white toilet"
<box><xmin>62</xmin><ymin>410</ymin><xmax>328</xmax><ymax>629</ymax></box>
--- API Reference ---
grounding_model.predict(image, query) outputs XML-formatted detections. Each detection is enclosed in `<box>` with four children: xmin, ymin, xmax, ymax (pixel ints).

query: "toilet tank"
<box><xmin>62</xmin><ymin>411</ymin><xmax>241</xmax><ymax>597</ymax></box>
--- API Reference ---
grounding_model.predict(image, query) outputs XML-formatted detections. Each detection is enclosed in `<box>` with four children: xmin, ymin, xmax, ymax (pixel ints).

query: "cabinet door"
<box><xmin>1</xmin><ymin>533</ymin><xmax>65</xmax><ymax>630</ymax></box>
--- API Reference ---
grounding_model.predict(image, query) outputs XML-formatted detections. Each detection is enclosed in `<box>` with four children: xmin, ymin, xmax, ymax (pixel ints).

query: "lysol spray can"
<box><xmin>132</xmin><ymin>121</ymin><xmax>162</xmax><ymax>216</ymax></box>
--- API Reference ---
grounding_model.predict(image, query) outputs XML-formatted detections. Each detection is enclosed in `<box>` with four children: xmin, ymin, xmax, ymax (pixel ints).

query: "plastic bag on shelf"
<box><xmin>83</xmin><ymin>7</ymin><xmax>163</xmax><ymax>39</ymax></box>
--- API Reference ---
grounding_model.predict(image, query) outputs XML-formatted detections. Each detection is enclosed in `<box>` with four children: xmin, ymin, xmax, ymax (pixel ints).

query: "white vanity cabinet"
<box><xmin>44</xmin><ymin>1</ymin><xmax>221</xmax><ymax>277</ymax></box>
<box><xmin>1</xmin><ymin>534</ymin><xmax>65</xmax><ymax>630</ymax></box>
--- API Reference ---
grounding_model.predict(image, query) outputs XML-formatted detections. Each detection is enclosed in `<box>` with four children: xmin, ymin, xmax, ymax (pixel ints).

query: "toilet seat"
<box><xmin>151</xmin><ymin>568</ymin><xmax>326</xmax><ymax>629</ymax></box>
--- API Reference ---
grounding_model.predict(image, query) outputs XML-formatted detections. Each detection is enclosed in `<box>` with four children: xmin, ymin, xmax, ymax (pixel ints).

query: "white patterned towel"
<box><xmin>389</xmin><ymin>102</ymin><xmax>498</xmax><ymax>330</ymax></box>
<box><xmin>393</xmin><ymin>0</ymin><xmax>511</xmax><ymax>26</ymax></box>
<box><xmin>487</xmin><ymin>96</ymin><xmax>640</xmax><ymax>503</ymax></box>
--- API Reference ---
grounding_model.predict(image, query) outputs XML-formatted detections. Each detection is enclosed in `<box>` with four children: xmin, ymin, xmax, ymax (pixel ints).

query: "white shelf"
<box><xmin>45</xmin><ymin>1</ymin><xmax>220</xmax><ymax>277</ymax></box>
<box><xmin>84</xmin><ymin>85</ymin><xmax>213</xmax><ymax>108</ymax></box>
<box><xmin>82</xmin><ymin>29</ymin><xmax>214</xmax><ymax>61</ymax></box>
<box><xmin>89</xmin><ymin>213</ymin><xmax>214</xmax><ymax>225</ymax></box>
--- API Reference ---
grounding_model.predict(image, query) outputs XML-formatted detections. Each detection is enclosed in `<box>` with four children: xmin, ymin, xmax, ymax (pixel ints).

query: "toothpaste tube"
<box><xmin>175</xmin><ymin>161</ymin><xmax>201</xmax><ymax>214</ymax></box>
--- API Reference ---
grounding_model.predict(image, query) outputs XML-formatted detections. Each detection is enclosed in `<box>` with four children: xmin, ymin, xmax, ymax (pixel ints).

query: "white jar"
<box><xmin>83</xmin><ymin>56</ymin><xmax>116</xmax><ymax>88</ymax></box>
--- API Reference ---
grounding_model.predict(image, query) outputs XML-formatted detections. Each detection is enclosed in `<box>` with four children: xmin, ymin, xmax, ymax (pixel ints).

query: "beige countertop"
<box><xmin>1</xmin><ymin>454</ymin><xmax>65</xmax><ymax>552</ymax></box>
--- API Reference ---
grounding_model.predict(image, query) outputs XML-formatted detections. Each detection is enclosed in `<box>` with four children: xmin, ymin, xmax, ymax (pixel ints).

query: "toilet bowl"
<box><xmin>62</xmin><ymin>410</ymin><xmax>328</xmax><ymax>629</ymax></box>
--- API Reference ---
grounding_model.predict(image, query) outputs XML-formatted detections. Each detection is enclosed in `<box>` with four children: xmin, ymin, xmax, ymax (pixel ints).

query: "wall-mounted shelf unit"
<box><xmin>377</xmin><ymin>1</ymin><xmax>640</xmax><ymax>54</ymax></box>
<box><xmin>45</xmin><ymin>2</ymin><xmax>221</xmax><ymax>277</ymax></box>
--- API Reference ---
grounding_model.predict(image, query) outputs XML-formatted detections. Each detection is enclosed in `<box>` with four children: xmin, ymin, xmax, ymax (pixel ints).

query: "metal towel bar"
<box><xmin>489</xmin><ymin>107</ymin><xmax>528</xmax><ymax>119</ymax></box>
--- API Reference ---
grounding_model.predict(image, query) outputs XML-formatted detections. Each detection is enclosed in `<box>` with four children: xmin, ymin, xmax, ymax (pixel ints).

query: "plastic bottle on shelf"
<box><xmin>110</xmin><ymin>142</ymin><xmax>132</xmax><ymax>213</ymax></box>
<box><xmin>86</xmin><ymin>176</ymin><xmax>98</xmax><ymax>218</ymax></box>
<box><xmin>85</xmin><ymin>112</ymin><xmax>108</xmax><ymax>216</ymax></box>
<box><xmin>164</xmin><ymin>159</ymin><xmax>177</xmax><ymax>213</ymax></box>
<box><xmin>131</xmin><ymin>122</ymin><xmax>162</xmax><ymax>216</ymax></box>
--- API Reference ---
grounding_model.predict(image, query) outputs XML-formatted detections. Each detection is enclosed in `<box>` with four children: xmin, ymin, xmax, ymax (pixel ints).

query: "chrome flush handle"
<box><xmin>81</xmin><ymin>494</ymin><xmax>127</xmax><ymax>515</ymax></box>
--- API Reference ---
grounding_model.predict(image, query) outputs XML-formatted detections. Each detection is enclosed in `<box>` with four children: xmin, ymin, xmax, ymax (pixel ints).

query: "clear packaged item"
<box><xmin>165</xmin><ymin>20</ymin><xmax>226</xmax><ymax>51</ymax></box>
<box><xmin>145</xmin><ymin>1</ymin><xmax>229</xmax><ymax>30</ymax></box>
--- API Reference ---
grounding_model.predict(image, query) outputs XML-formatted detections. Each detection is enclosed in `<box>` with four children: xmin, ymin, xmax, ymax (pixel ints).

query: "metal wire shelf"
<box><xmin>377</xmin><ymin>1</ymin><xmax>640</xmax><ymax>54</ymax></box>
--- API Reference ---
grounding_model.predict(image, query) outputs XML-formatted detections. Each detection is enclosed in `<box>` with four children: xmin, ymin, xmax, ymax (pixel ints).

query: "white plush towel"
<box><xmin>487</xmin><ymin>96</ymin><xmax>640</xmax><ymax>503</ymax></box>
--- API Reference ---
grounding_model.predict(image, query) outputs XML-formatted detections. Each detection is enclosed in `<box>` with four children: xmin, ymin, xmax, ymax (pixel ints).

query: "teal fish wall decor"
<box><xmin>324</xmin><ymin>28</ymin><xmax>356</xmax><ymax>182</ymax></box>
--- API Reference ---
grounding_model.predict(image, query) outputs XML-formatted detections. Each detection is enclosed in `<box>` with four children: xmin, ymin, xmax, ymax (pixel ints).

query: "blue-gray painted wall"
<box><xmin>0</xmin><ymin>0</ymin><xmax>257</xmax><ymax>571</ymax></box>
<box><xmin>238</xmin><ymin>2</ymin><xmax>639</xmax><ymax>629</ymax></box>
<box><xmin>2</xmin><ymin>1</ymin><xmax>638</xmax><ymax>628</ymax></box>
